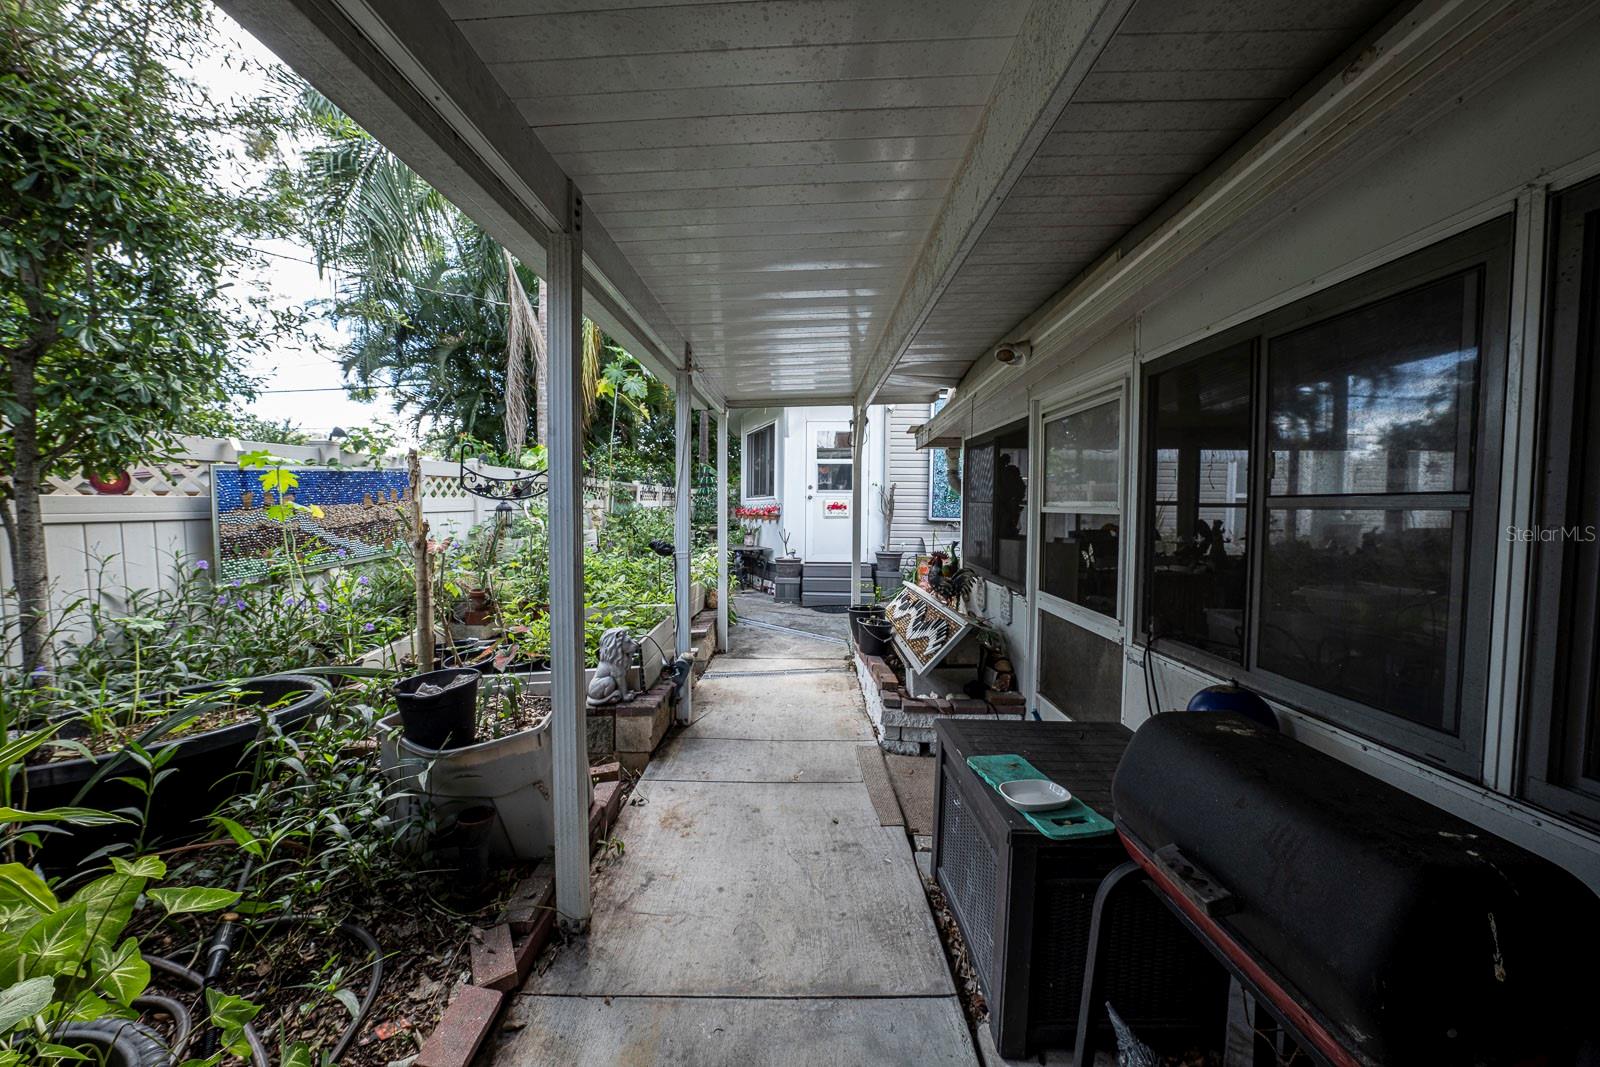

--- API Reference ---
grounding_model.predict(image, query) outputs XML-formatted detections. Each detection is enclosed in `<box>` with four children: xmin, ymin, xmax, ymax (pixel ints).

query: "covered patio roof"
<box><xmin>225</xmin><ymin>0</ymin><xmax>1413</xmax><ymax>411</ymax></box>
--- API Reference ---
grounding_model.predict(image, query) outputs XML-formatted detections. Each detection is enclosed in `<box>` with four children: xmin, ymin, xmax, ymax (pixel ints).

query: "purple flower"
<box><xmin>233</xmin><ymin>600</ymin><xmax>247</xmax><ymax>610</ymax></box>
<box><xmin>31</xmin><ymin>666</ymin><xmax>47</xmax><ymax>677</ymax></box>
<box><xmin>357</xmin><ymin>576</ymin><xmax>370</xmax><ymax>587</ymax></box>
<box><xmin>215</xmin><ymin>594</ymin><xmax>229</xmax><ymax>606</ymax></box>
<box><xmin>195</xmin><ymin>559</ymin><xmax>210</xmax><ymax>571</ymax></box>
<box><xmin>336</xmin><ymin>549</ymin><xmax>348</xmax><ymax>559</ymax></box>
<box><xmin>362</xmin><ymin>621</ymin><xmax>376</xmax><ymax>633</ymax></box>
<box><xmin>316</xmin><ymin>600</ymin><xmax>330</xmax><ymax>613</ymax></box>
<box><xmin>231</xmin><ymin>579</ymin><xmax>242</xmax><ymax>588</ymax></box>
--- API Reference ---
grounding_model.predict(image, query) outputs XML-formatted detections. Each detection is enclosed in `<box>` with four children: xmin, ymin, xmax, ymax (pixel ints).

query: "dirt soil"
<box><xmin>477</xmin><ymin>691</ymin><xmax>551</xmax><ymax>741</ymax></box>
<box><xmin>134</xmin><ymin>865</ymin><xmax>532</xmax><ymax>1065</ymax></box>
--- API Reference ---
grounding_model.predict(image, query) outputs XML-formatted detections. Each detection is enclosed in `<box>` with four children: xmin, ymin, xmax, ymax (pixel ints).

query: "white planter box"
<box><xmin>379</xmin><ymin>675</ymin><xmax>565</xmax><ymax>862</ymax></box>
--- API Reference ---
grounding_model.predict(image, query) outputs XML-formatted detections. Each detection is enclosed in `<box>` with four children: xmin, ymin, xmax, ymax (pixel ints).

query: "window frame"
<box><xmin>963</xmin><ymin>417</ymin><xmax>1029</xmax><ymax>593</ymax></box>
<box><xmin>1037</xmin><ymin>388</ymin><xmax>1127</xmax><ymax>630</ymax></box>
<box><xmin>1135</xmin><ymin>216</ymin><xmax>1514</xmax><ymax>778</ymax></box>
<box><xmin>1522</xmin><ymin>176</ymin><xmax>1600</xmax><ymax>829</ymax></box>
<box><xmin>742</xmin><ymin>421</ymin><xmax>776</xmax><ymax>500</ymax></box>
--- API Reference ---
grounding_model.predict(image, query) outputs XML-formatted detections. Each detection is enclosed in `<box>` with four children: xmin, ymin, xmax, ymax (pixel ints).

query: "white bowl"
<box><xmin>997</xmin><ymin>778</ymin><xmax>1073</xmax><ymax>812</ymax></box>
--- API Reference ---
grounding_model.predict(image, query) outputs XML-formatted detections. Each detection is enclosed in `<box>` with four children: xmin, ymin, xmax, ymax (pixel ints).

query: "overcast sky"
<box><xmin>194</xmin><ymin>10</ymin><xmax>415</xmax><ymax>442</ymax></box>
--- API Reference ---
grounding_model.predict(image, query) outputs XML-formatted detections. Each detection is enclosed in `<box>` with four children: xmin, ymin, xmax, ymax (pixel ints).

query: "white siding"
<box><xmin>884</xmin><ymin>403</ymin><xmax>960</xmax><ymax>557</ymax></box>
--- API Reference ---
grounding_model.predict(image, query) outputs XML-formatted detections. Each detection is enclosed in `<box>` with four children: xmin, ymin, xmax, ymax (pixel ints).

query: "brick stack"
<box><xmin>858</xmin><ymin>652</ymin><xmax>1025</xmax><ymax>755</ymax></box>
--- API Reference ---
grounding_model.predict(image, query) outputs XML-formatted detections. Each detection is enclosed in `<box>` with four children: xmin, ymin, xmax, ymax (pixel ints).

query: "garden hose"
<box><xmin>247</xmin><ymin>916</ymin><xmax>385</xmax><ymax>1065</ymax></box>
<box><xmin>146</xmin><ymin>954</ymin><xmax>269</xmax><ymax>1067</ymax></box>
<box><xmin>131</xmin><ymin>992</ymin><xmax>192</xmax><ymax>1055</ymax></box>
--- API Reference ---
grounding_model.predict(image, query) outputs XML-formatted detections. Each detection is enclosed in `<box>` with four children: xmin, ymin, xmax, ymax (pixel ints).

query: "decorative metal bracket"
<box><xmin>457</xmin><ymin>448</ymin><xmax>548</xmax><ymax>501</ymax></box>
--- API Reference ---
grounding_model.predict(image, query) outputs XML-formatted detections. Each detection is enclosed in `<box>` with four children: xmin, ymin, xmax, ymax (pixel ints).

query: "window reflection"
<box><xmin>1041</xmin><ymin>513</ymin><xmax>1119</xmax><ymax>617</ymax></box>
<box><xmin>1269</xmin><ymin>273</ymin><xmax>1479</xmax><ymax>496</ymax></box>
<box><xmin>1041</xmin><ymin>399</ymin><xmax>1121</xmax><ymax>618</ymax></box>
<box><xmin>816</xmin><ymin>463</ymin><xmax>852</xmax><ymax>491</ymax></box>
<box><xmin>1259</xmin><ymin>509</ymin><xmax>1464</xmax><ymax>732</ymax></box>
<box><xmin>1148</xmin><ymin>345</ymin><xmax>1253</xmax><ymax>660</ymax></box>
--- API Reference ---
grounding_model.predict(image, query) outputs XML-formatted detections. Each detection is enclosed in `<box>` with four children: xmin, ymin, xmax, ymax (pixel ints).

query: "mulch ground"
<box><xmin>133</xmin><ymin>865</ymin><xmax>532</xmax><ymax>1065</ymax></box>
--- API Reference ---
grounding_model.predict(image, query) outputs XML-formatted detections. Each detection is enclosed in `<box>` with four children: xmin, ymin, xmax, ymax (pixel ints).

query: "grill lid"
<box><xmin>1113</xmin><ymin>713</ymin><xmax>1600</xmax><ymax>1065</ymax></box>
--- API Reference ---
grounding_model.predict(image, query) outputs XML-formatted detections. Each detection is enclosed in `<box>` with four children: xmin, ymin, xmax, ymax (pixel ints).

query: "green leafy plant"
<box><xmin>0</xmin><ymin>855</ymin><xmax>243</xmax><ymax>1064</ymax></box>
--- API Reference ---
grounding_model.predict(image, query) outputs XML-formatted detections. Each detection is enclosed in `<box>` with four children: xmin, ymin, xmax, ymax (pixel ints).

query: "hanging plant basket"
<box><xmin>458</xmin><ymin>446</ymin><xmax>548</xmax><ymax>501</ymax></box>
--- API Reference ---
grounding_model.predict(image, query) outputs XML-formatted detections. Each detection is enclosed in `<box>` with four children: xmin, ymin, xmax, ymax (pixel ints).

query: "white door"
<box><xmin>805</xmin><ymin>421</ymin><xmax>855</xmax><ymax>562</ymax></box>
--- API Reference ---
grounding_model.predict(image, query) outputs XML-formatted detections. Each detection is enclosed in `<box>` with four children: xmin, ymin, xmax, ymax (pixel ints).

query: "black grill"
<box><xmin>1113</xmin><ymin>713</ymin><xmax>1600</xmax><ymax>1065</ymax></box>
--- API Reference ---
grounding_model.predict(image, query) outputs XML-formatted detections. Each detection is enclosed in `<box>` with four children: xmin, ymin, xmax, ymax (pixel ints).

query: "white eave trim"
<box><xmin>918</xmin><ymin>0</ymin><xmax>1596</xmax><ymax>447</ymax></box>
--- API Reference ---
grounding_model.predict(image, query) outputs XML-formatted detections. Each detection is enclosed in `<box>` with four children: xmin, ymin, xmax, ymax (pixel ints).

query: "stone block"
<box><xmin>415</xmin><ymin>985</ymin><xmax>503</xmax><ymax>1067</ymax></box>
<box><xmin>513</xmin><ymin>908</ymin><xmax>556</xmax><ymax>985</ymax></box>
<box><xmin>504</xmin><ymin>868</ymin><xmax>553</xmax><ymax>936</ymax></box>
<box><xmin>469</xmin><ymin>924</ymin><xmax>517</xmax><ymax>992</ymax></box>
<box><xmin>585</xmin><ymin>711</ymin><xmax>614</xmax><ymax>759</ymax></box>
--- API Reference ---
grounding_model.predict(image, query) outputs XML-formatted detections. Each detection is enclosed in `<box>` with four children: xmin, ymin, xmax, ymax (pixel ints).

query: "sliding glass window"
<box><xmin>1138</xmin><ymin>218</ymin><xmax>1511</xmax><ymax>776</ymax></box>
<box><xmin>1040</xmin><ymin>398</ymin><xmax>1122</xmax><ymax>619</ymax></box>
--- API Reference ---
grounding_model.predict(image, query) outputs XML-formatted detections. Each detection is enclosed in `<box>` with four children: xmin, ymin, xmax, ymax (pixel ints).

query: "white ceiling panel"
<box><xmin>429</xmin><ymin>0</ymin><xmax>1402</xmax><ymax>405</ymax></box>
<box><xmin>452</xmin><ymin>0</ymin><xmax>1032</xmax><ymax>63</ymax></box>
<box><xmin>486</xmin><ymin>39</ymin><xmax>1016</xmax><ymax>96</ymax></box>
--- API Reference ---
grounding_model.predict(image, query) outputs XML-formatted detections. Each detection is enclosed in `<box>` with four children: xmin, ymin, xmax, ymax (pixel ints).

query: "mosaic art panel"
<box><xmin>213</xmin><ymin>465</ymin><xmax>409</xmax><ymax>581</ymax></box>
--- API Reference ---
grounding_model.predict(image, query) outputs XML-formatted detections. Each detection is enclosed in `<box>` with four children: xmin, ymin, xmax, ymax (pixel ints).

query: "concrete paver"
<box><xmin>491</xmin><ymin>596</ymin><xmax>977</xmax><ymax>1065</ymax></box>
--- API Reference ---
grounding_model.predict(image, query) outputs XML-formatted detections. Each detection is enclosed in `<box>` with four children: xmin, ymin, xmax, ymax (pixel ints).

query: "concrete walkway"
<box><xmin>490</xmin><ymin>594</ymin><xmax>978</xmax><ymax>1066</ymax></box>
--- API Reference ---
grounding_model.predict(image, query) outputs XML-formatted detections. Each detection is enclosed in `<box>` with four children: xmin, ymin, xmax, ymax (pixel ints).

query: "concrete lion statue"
<box><xmin>586</xmin><ymin>626</ymin><xmax>639</xmax><ymax>707</ymax></box>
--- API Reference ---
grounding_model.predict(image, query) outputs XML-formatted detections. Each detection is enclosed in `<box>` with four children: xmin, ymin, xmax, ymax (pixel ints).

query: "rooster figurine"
<box><xmin>930</xmin><ymin>565</ymin><xmax>977</xmax><ymax>606</ymax></box>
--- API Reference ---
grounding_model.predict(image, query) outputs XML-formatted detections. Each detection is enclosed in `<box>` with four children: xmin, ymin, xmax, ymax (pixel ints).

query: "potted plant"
<box><xmin>24</xmin><ymin>673</ymin><xmax>331</xmax><ymax>864</ymax></box>
<box><xmin>856</xmin><ymin>615</ymin><xmax>895</xmax><ymax>658</ymax></box>
<box><xmin>848</xmin><ymin>602</ymin><xmax>885</xmax><ymax>648</ymax></box>
<box><xmin>380</xmin><ymin>672</ymin><xmax>556</xmax><ymax>861</ymax></box>
<box><xmin>875</xmin><ymin>483</ymin><xmax>903</xmax><ymax>575</ymax></box>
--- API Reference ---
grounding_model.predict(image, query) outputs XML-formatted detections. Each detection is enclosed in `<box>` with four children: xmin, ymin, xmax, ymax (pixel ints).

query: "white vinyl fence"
<box><xmin>0</xmin><ymin>435</ymin><xmax>673</xmax><ymax>655</ymax></box>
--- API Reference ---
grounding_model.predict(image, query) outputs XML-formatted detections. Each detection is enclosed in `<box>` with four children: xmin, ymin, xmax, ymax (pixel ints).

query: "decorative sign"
<box><xmin>928</xmin><ymin>396</ymin><xmax>962</xmax><ymax>521</ymax></box>
<box><xmin>213</xmin><ymin>465</ymin><xmax>409</xmax><ymax>581</ymax></box>
<box><xmin>883</xmin><ymin>582</ymin><xmax>977</xmax><ymax>674</ymax></box>
<box><xmin>823</xmin><ymin>499</ymin><xmax>850</xmax><ymax>519</ymax></box>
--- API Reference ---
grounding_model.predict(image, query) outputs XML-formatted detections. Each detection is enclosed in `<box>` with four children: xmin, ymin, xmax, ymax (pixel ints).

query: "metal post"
<box><xmin>674</xmin><ymin>355</ymin><xmax>694</xmax><ymax>724</ymax></box>
<box><xmin>716</xmin><ymin>410</ymin><xmax>729</xmax><ymax>653</ymax></box>
<box><xmin>547</xmin><ymin>182</ymin><xmax>590</xmax><ymax>929</ymax></box>
<box><xmin>850</xmin><ymin>406</ymin><xmax>864</xmax><ymax>607</ymax></box>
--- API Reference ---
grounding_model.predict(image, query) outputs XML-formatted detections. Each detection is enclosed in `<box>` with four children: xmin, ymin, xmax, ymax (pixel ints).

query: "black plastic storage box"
<box><xmin>933</xmin><ymin>719</ymin><xmax>1225</xmax><ymax>1058</ymax></box>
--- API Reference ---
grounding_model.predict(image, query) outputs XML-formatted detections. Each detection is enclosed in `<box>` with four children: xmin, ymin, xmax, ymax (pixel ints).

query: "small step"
<box><xmin>802</xmin><ymin>575</ymin><xmax>875</xmax><ymax>594</ymax></box>
<box><xmin>802</xmin><ymin>562</ymin><xmax>873</xmax><ymax>578</ymax></box>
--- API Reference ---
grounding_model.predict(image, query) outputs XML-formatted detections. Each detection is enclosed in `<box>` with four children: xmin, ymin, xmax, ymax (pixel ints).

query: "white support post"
<box><xmin>547</xmin><ymin>182</ymin><xmax>590</xmax><ymax>929</ymax></box>
<box><xmin>715</xmin><ymin>410</ymin><xmax>729</xmax><ymax>653</ymax></box>
<box><xmin>674</xmin><ymin>356</ymin><xmax>694</xmax><ymax>724</ymax></box>
<box><xmin>850</xmin><ymin>406</ymin><xmax>864</xmax><ymax>607</ymax></box>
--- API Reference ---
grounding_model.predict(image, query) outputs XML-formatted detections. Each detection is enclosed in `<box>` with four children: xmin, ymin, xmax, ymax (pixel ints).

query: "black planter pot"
<box><xmin>857</xmin><ymin>619</ymin><xmax>895</xmax><ymax>658</ymax></box>
<box><xmin>875</xmin><ymin>550</ymin><xmax>904</xmax><ymax>575</ymax></box>
<box><xmin>394</xmin><ymin>668</ymin><xmax>480</xmax><ymax>749</ymax></box>
<box><xmin>774</xmin><ymin>557</ymin><xmax>804</xmax><ymax>579</ymax></box>
<box><xmin>26</xmin><ymin>674</ymin><xmax>330</xmax><ymax>870</ymax></box>
<box><xmin>848</xmin><ymin>604</ymin><xmax>884</xmax><ymax>649</ymax></box>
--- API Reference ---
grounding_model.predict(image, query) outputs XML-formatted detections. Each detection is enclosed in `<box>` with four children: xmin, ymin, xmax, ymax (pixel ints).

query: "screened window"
<box><xmin>963</xmin><ymin>420</ymin><xmax>1028</xmax><ymax>589</ymax></box>
<box><xmin>1524</xmin><ymin>176</ymin><xmax>1600</xmax><ymax>827</ymax></box>
<box><xmin>1139</xmin><ymin>218</ymin><xmax>1511</xmax><ymax>776</ymax></box>
<box><xmin>1147</xmin><ymin>343</ymin><xmax>1253</xmax><ymax>660</ymax></box>
<box><xmin>1040</xmin><ymin>398</ymin><xmax>1122</xmax><ymax>618</ymax></box>
<box><xmin>744</xmin><ymin>423</ymin><xmax>775</xmax><ymax>498</ymax></box>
